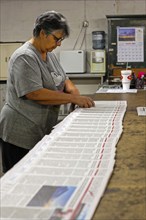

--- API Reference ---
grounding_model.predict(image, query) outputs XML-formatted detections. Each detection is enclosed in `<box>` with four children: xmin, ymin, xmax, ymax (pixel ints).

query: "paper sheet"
<box><xmin>96</xmin><ymin>87</ymin><xmax>137</xmax><ymax>93</ymax></box>
<box><xmin>0</xmin><ymin>101</ymin><xmax>127</xmax><ymax>220</ymax></box>
<box><xmin>137</xmin><ymin>107</ymin><xmax>146</xmax><ymax>116</ymax></box>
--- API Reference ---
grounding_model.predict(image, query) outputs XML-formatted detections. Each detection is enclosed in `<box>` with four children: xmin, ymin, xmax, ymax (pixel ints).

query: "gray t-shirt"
<box><xmin>0</xmin><ymin>42</ymin><xmax>68</xmax><ymax>149</ymax></box>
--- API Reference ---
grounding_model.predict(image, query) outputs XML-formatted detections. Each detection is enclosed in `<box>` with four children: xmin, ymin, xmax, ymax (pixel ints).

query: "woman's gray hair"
<box><xmin>33</xmin><ymin>11</ymin><xmax>70</xmax><ymax>37</ymax></box>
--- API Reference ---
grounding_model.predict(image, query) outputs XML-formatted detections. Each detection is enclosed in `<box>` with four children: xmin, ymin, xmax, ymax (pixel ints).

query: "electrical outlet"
<box><xmin>83</xmin><ymin>20</ymin><xmax>89</xmax><ymax>27</ymax></box>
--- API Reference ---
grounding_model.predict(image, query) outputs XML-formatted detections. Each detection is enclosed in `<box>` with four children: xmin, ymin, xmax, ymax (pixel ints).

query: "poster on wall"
<box><xmin>117</xmin><ymin>27</ymin><xmax>144</xmax><ymax>62</ymax></box>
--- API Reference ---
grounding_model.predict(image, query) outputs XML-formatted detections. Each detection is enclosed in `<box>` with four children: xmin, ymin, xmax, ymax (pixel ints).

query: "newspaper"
<box><xmin>96</xmin><ymin>86</ymin><xmax>137</xmax><ymax>93</ymax></box>
<box><xmin>136</xmin><ymin>107</ymin><xmax>146</xmax><ymax>116</ymax></box>
<box><xmin>0</xmin><ymin>101</ymin><xmax>127</xmax><ymax>220</ymax></box>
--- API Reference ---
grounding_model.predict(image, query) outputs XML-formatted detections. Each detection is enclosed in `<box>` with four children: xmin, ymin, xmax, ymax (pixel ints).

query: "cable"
<box><xmin>80</xmin><ymin>28</ymin><xmax>86</xmax><ymax>50</ymax></box>
<box><xmin>83</xmin><ymin>0</ymin><xmax>87</xmax><ymax>50</ymax></box>
<box><xmin>73</xmin><ymin>25</ymin><xmax>84</xmax><ymax>50</ymax></box>
<box><xmin>72</xmin><ymin>0</ymin><xmax>88</xmax><ymax>50</ymax></box>
<box><xmin>84</xmin><ymin>0</ymin><xmax>87</xmax><ymax>21</ymax></box>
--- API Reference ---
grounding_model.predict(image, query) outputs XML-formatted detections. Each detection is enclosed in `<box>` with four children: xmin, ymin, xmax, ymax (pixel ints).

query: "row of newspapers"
<box><xmin>0</xmin><ymin>101</ymin><xmax>127</xmax><ymax>220</ymax></box>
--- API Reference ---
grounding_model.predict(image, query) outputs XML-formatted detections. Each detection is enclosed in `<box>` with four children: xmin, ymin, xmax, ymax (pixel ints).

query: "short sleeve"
<box><xmin>11</xmin><ymin>54</ymin><xmax>43</xmax><ymax>97</ymax></box>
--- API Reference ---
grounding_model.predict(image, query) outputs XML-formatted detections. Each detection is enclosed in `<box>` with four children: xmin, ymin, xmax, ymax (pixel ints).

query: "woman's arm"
<box><xmin>64</xmin><ymin>79</ymin><xmax>80</xmax><ymax>111</ymax></box>
<box><xmin>64</xmin><ymin>79</ymin><xmax>80</xmax><ymax>95</ymax></box>
<box><xmin>25</xmin><ymin>79</ymin><xmax>95</xmax><ymax>108</ymax></box>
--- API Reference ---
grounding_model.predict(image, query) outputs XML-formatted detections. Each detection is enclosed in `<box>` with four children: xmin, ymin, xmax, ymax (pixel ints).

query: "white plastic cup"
<box><xmin>121</xmin><ymin>70</ymin><xmax>132</xmax><ymax>90</ymax></box>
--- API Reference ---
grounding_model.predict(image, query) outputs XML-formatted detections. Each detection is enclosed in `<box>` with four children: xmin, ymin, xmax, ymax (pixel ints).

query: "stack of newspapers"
<box><xmin>0</xmin><ymin>101</ymin><xmax>127</xmax><ymax>220</ymax></box>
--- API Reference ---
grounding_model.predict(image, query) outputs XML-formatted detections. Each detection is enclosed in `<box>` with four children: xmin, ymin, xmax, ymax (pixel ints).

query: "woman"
<box><xmin>0</xmin><ymin>11</ymin><xmax>95</xmax><ymax>173</ymax></box>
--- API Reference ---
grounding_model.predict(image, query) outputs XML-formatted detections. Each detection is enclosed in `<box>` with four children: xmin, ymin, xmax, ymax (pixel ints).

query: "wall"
<box><xmin>0</xmin><ymin>0</ymin><xmax>146</xmax><ymax>54</ymax></box>
<box><xmin>0</xmin><ymin>0</ymin><xmax>146</xmax><ymax>105</ymax></box>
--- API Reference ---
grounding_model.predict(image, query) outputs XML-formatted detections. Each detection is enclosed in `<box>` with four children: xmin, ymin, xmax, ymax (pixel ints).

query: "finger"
<box><xmin>89</xmin><ymin>98</ymin><xmax>95</xmax><ymax>107</ymax></box>
<box><xmin>88</xmin><ymin>99</ymin><xmax>95</xmax><ymax>107</ymax></box>
<box><xmin>85</xmin><ymin>97</ymin><xmax>95</xmax><ymax>107</ymax></box>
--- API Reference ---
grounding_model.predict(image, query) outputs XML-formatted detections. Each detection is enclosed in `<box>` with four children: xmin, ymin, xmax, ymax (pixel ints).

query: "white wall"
<box><xmin>0</xmin><ymin>0</ymin><xmax>146</xmax><ymax>54</ymax></box>
<box><xmin>0</xmin><ymin>0</ymin><xmax>146</xmax><ymax>104</ymax></box>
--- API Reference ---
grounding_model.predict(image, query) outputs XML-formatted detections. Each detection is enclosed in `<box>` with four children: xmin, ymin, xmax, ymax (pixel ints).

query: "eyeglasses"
<box><xmin>47</xmin><ymin>32</ymin><xmax>64</xmax><ymax>43</ymax></box>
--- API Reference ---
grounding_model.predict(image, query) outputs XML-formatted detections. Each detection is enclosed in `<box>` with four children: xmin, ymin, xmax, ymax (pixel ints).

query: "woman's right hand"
<box><xmin>72</xmin><ymin>95</ymin><xmax>95</xmax><ymax>108</ymax></box>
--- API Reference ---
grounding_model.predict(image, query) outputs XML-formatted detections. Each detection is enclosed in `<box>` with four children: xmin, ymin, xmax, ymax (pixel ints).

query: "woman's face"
<box><xmin>40</xmin><ymin>30</ymin><xmax>65</xmax><ymax>53</ymax></box>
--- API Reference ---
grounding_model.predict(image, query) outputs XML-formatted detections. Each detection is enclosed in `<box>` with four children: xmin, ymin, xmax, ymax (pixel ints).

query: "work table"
<box><xmin>90</xmin><ymin>90</ymin><xmax>146</xmax><ymax>220</ymax></box>
<box><xmin>0</xmin><ymin>90</ymin><xmax>145</xmax><ymax>220</ymax></box>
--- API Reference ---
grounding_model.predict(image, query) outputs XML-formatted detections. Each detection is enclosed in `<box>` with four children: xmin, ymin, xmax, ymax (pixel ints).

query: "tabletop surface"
<box><xmin>90</xmin><ymin>90</ymin><xmax>146</xmax><ymax>220</ymax></box>
<box><xmin>0</xmin><ymin>91</ymin><xmax>145</xmax><ymax>219</ymax></box>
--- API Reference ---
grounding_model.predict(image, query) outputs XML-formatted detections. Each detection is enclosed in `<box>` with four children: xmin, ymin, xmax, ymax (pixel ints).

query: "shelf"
<box><xmin>67</xmin><ymin>73</ymin><xmax>105</xmax><ymax>78</ymax></box>
<box><xmin>67</xmin><ymin>73</ymin><xmax>105</xmax><ymax>84</ymax></box>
